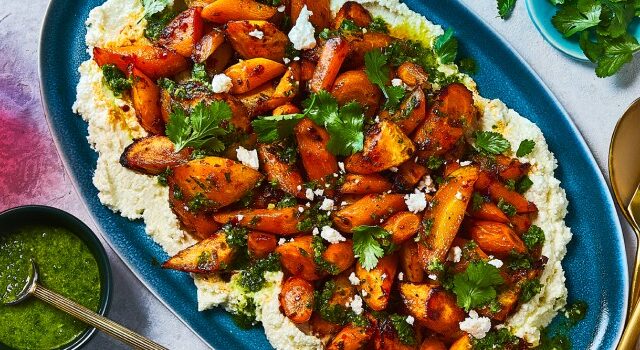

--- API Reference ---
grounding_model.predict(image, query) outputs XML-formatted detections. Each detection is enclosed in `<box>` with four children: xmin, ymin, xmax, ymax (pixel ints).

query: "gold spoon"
<box><xmin>609</xmin><ymin>98</ymin><xmax>640</xmax><ymax>349</ymax></box>
<box><xmin>4</xmin><ymin>260</ymin><xmax>167</xmax><ymax>350</ymax></box>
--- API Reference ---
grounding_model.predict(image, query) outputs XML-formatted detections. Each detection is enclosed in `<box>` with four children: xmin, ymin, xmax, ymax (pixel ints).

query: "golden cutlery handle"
<box><xmin>618</xmin><ymin>296</ymin><xmax>640</xmax><ymax>350</ymax></box>
<box><xmin>33</xmin><ymin>284</ymin><xmax>167</xmax><ymax>350</ymax></box>
<box><xmin>631</xmin><ymin>243</ymin><xmax>640</xmax><ymax>309</ymax></box>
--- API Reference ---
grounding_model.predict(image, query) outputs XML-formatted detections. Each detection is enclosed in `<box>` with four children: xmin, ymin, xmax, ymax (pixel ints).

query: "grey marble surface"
<box><xmin>0</xmin><ymin>0</ymin><xmax>637</xmax><ymax>349</ymax></box>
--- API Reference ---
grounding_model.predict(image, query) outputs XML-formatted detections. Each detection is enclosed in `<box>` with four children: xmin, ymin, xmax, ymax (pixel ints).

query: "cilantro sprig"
<box><xmin>364</xmin><ymin>50</ymin><xmax>407</xmax><ymax>112</ymax></box>
<box><xmin>166</xmin><ymin>100</ymin><xmax>233</xmax><ymax>152</ymax></box>
<box><xmin>141</xmin><ymin>0</ymin><xmax>171</xmax><ymax>19</ymax></box>
<box><xmin>474</xmin><ymin>131</ymin><xmax>511</xmax><ymax>155</ymax></box>
<box><xmin>516</xmin><ymin>139</ymin><xmax>536</xmax><ymax>157</ymax></box>
<box><xmin>497</xmin><ymin>0</ymin><xmax>517</xmax><ymax>19</ymax></box>
<box><xmin>434</xmin><ymin>28</ymin><xmax>458</xmax><ymax>64</ymax></box>
<box><xmin>452</xmin><ymin>261</ymin><xmax>504</xmax><ymax>311</ymax></box>
<box><xmin>352</xmin><ymin>225</ymin><xmax>394</xmax><ymax>270</ymax></box>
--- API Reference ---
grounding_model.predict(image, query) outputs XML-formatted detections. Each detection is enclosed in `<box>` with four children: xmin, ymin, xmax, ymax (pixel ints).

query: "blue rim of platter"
<box><xmin>39</xmin><ymin>0</ymin><xmax>628</xmax><ymax>349</ymax></box>
<box><xmin>525</xmin><ymin>0</ymin><xmax>640</xmax><ymax>62</ymax></box>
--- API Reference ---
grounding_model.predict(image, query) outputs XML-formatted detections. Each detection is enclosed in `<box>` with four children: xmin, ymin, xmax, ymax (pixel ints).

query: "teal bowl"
<box><xmin>526</xmin><ymin>0</ymin><xmax>640</xmax><ymax>61</ymax></box>
<box><xmin>0</xmin><ymin>205</ymin><xmax>112</xmax><ymax>350</ymax></box>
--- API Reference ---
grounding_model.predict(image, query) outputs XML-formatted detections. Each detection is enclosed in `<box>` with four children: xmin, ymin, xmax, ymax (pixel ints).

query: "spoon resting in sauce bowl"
<box><xmin>4</xmin><ymin>260</ymin><xmax>167</xmax><ymax>350</ymax></box>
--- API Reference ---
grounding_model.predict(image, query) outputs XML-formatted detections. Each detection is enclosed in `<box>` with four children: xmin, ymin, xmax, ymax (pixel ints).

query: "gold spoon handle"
<box><xmin>618</xmin><ymin>295</ymin><xmax>640</xmax><ymax>350</ymax></box>
<box><xmin>33</xmin><ymin>284</ymin><xmax>167</xmax><ymax>350</ymax></box>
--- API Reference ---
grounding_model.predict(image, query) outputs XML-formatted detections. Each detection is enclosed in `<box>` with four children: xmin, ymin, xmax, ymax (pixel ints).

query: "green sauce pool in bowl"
<box><xmin>0</xmin><ymin>206</ymin><xmax>112</xmax><ymax>350</ymax></box>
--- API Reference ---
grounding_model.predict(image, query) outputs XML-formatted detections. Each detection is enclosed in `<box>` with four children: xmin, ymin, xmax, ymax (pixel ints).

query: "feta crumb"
<box><xmin>405</xmin><ymin>192</ymin><xmax>427</xmax><ymax>213</ymax></box>
<box><xmin>248</xmin><ymin>29</ymin><xmax>264</xmax><ymax>39</ymax></box>
<box><xmin>447</xmin><ymin>246</ymin><xmax>462</xmax><ymax>263</ymax></box>
<box><xmin>312</xmin><ymin>227</ymin><xmax>319</xmax><ymax>235</ymax></box>
<box><xmin>416</xmin><ymin>175</ymin><xmax>435</xmax><ymax>193</ymax></box>
<box><xmin>362</xmin><ymin>27</ymin><xmax>368</xmax><ymax>33</ymax></box>
<box><xmin>320</xmin><ymin>198</ymin><xmax>335</xmax><ymax>211</ymax></box>
<box><xmin>236</xmin><ymin>146</ymin><xmax>259</xmax><ymax>170</ymax></box>
<box><xmin>277</xmin><ymin>4</ymin><xmax>286</xmax><ymax>12</ymax></box>
<box><xmin>338</xmin><ymin>162</ymin><xmax>345</xmax><ymax>173</ymax></box>
<box><xmin>348</xmin><ymin>272</ymin><xmax>361</xmax><ymax>285</ymax></box>
<box><xmin>333</xmin><ymin>173</ymin><xmax>338</xmax><ymax>178</ymax></box>
<box><xmin>283</xmin><ymin>57</ymin><xmax>291</xmax><ymax>64</ymax></box>
<box><xmin>391</xmin><ymin>78</ymin><xmax>403</xmax><ymax>86</ymax></box>
<box><xmin>288</xmin><ymin>5</ymin><xmax>316</xmax><ymax>50</ymax></box>
<box><xmin>340</xmin><ymin>201</ymin><xmax>348</xmax><ymax>206</ymax></box>
<box><xmin>306</xmin><ymin>202</ymin><xmax>311</xmax><ymax>207</ymax></box>
<box><xmin>398</xmin><ymin>272</ymin><xmax>404</xmax><ymax>281</ymax></box>
<box><xmin>354</xmin><ymin>179</ymin><xmax>360</xmax><ymax>184</ymax></box>
<box><xmin>298</xmin><ymin>207</ymin><xmax>305</xmax><ymax>213</ymax></box>
<box><xmin>460</xmin><ymin>160</ymin><xmax>472</xmax><ymax>166</ymax></box>
<box><xmin>361</xmin><ymin>290</ymin><xmax>368</xmax><ymax>297</ymax></box>
<box><xmin>428</xmin><ymin>274</ymin><xmax>437</xmax><ymax>280</ymax></box>
<box><xmin>305</xmin><ymin>188</ymin><xmax>315</xmax><ymax>201</ymax></box>
<box><xmin>211</xmin><ymin>73</ymin><xmax>233</xmax><ymax>93</ymax></box>
<box><xmin>406</xmin><ymin>315</ymin><xmax>415</xmax><ymax>325</ymax></box>
<box><xmin>381</xmin><ymin>273</ymin><xmax>387</xmax><ymax>280</ymax></box>
<box><xmin>488</xmin><ymin>258</ymin><xmax>504</xmax><ymax>268</ymax></box>
<box><xmin>314</xmin><ymin>189</ymin><xmax>324</xmax><ymax>196</ymax></box>
<box><xmin>389</xmin><ymin>167</ymin><xmax>399</xmax><ymax>172</ymax></box>
<box><xmin>349</xmin><ymin>295</ymin><xmax>364</xmax><ymax>315</ymax></box>
<box><xmin>321</xmin><ymin>226</ymin><xmax>346</xmax><ymax>244</ymax></box>
<box><xmin>278</xmin><ymin>238</ymin><xmax>287</xmax><ymax>246</ymax></box>
<box><xmin>325</xmin><ymin>183</ymin><xmax>330</xmax><ymax>188</ymax></box>
<box><xmin>293</xmin><ymin>56</ymin><xmax>301</xmax><ymax>61</ymax></box>
<box><xmin>455</xmin><ymin>191</ymin><xmax>464</xmax><ymax>200</ymax></box>
<box><xmin>236</xmin><ymin>214</ymin><xmax>244</xmax><ymax>221</ymax></box>
<box><xmin>374</xmin><ymin>116</ymin><xmax>380</xmax><ymax>123</ymax></box>
<box><xmin>459</xmin><ymin>310</ymin><xmax>492</xmax><ymax>339</ymax></box>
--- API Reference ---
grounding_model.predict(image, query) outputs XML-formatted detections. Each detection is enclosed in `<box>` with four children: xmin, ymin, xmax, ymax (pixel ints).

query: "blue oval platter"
<box><xmin>39</xmin><ymin>0</ymin><xmax>628</xmax><ymax>349</ymax></box>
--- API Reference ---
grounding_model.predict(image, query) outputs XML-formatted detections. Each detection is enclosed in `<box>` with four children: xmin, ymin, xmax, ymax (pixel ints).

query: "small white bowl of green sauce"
<box><xmin>0</xmin><ymin>205</ymin><xmax>112</xmax><ymax>350</ymax></box>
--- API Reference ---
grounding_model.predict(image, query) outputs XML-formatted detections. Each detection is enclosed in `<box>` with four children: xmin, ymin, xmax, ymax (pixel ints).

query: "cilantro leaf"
<box><xmin>364</xmin><ymin>50</ymin><xmax>406</xmax><ymax>112</ymax></box>
<box><xmin>141</xmin><ymin>0</ymin><xmax>171</xmax><ymax>19</ymax></box>
<box><xmin>551</xmin><ymin>0</ymin><xmax>602</xmax><ymax>37</ymax></box>
<box><xmin>517</xmin><ymin>175</ymin><xmax>534</xmax><ymax>193</ymax></box>
<box><xmin>595</xmin><ymin>35</ymin><xmax>640</xmax><ymax>77</ymax></box>
<box><xmin>474</xmin><ymin>131</ymin><xmax>511</xmax><ymax>155</ymax></box>
<box><xmin>497</xmin><ymin>0</ymin><xmax>517</xmax><ymax>19</ymax></box>
<box><xmin>389</xmin><ymin>314</ymin><xmax>417</xmax><ymax>345</ymax></box>
<box><xmin>516</xmin><ymin>139</ymin><xmax>536</xmax><ymax>157</ymax></box>
<box><xmin>434</xmin><ymin>28</ymin><xmax>458</xmax><ymax>64</ymax></box>
<box><xmin>352</xmin><ymin>226</ymin><xmax>392</xmax><ymax>270</ymax></box>
<box><xmin>597</xmin><ymin>1</ymin><xmax>635</xmax><ymax>39</ymax></box>
<box><xmin>166</xmin><ymin>100</ymin><xmax>233</xmax><ymax>152</ymax></box>
<box><xmin>452</xmin><ymin>261</ymin><xmax>504</xmax><ymax>311</ymax></box>
<box><xmin>251</xmin><ymin>114</ymin><xmax>305</xmax><ymax>142</ymax></box>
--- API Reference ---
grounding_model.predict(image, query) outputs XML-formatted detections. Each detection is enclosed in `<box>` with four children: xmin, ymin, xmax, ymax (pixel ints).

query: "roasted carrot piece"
<box><xmin>495</xmin><ymin>155</ymin><xmax>530</xmax><ymax>181</ymax></box>
<box><xmin>399</xmin><ymin>283</ymin><xmax>465</xmax><ymax>338</ymax></box>
<box><xmin>158</xmin><ymin>7</ymin><xmax>204</xmax><ymax>58</ymax></box>
<box><xmin>400</xmin><ymin>242</ymin><xmax>424</xmax><ymax>283</ymax></box>
<box><xmin>168</xmin><ymin>182</ymin><xmax>220</xmax><ymax>241</ymax></box>
<box><xmin>356</xmin><ymin>254</ymin><xmax>398</xmax><ymax>311</ymax></box>
<box><xmin>449</xmin><ymin>335</ymin><xmax>472</xmax><ymax>350</ymax></box>
<box><xmin>333</xmin><ymin>1</ymin><xmax>372</xmax><ymax>29</ymax></box>
<box><xmin>510</xmin><ymin>214</ymin><xmax>533</xmax><ymax>235</ymax></box>
<box><xmin>333</xmin><ymin>193</ymin><xmax>407</xmax><ymax>232</ymax></box>
<box><xmin>162</xmin><ymin>233</ymin><xmax>234</xmax><ymax>273</ymax></box>
<box><xmin>309</xmin><ymin>37</ymin><xmax>350</xmax><ymax>93</ymax></box>
<box><xmin>130</xmin><ymin>67</ymin><xmax>164</xmax><ymax>135</ymax></box>
<box><xmin>397</xmin><ymin>62</ymin><xmax>431</xmax><ymax>88</ymax></box>
<box><xmin>474</xmin><ymin>170</ymin><xmax>493</xmax><ymax>191</ymax></box>
<box><xmin>272</xmin><ymin>62</ymin><xmax>301</xmax><ymax>101</ymax></box>
<box><xmin>275</xmin><ymin>235</ymin><xmax>322</xmax><ymax>280</ymax></box>
<box><xmin>224</xmin><ymin>58</ymin><xmax>287</xmax><ymax>94</ymax></box>
<box><xmin>323</xmin><ymin>241</ymin><xmax>356</xmax><ymax>275</ymax></box>
<box><xmin>93</xmin><ymin>45</ymin><xmax>189</xmax><ymax>79</ymax></box>
<box><xmin>192</xmin><ymin>29</ymin><xmax>225</xmax><ymax>63</ymax></box>
<box><xmin>346</xmin><ymin>33</ymin><xmax>394</xmax><ymax>68</ymax></box>
<box><xmin>120</xmin><ymin>136</ymin><xmax>192</xmax><ymax>175</ymax></box>
<box><xmin>225</xmin><ymin>20</ymin><xmax>289</xmax><ymax>61</ymax></box>
<box><xmin>213</xmin><ymin>207</ymin><xmax>302</xmax><ymax>235</ymax></box>
<box><xmin>311</xmin><ymin>313</ymin><xmax>342</xmax><ymax>338</ymax></box>
<box><xmin>374</xmin><ymin>316</ymin><xmax>416</xmax><ymax>350</ymax></box>
<box><xmin>300</xmin><ymin>59</ymin><xmax>316</xmax><ymax>82</ymax></box>
<box><xmin>327</xmin><ymin>323</ymin><xmax>374</xmax><ymax>350</ymax></box>
<box><xmin>331</xmin><ymin>70</ymin><xmax>381</xmax><ymax>117</ymax></box>
<box><xmin>205</xmin><ymin>42</ymin><xmax>234</xmax><ymax>75</ymax></box>
<box><xmin>247</xmin><ymin>231</ymin><xmax>277</xmax><ymax>259</ymax></box>
<box><xmin>280</xmin><ymin>277</ymin><xmax>315</xmax><ymax>323</ymax></box>
<box><xmin>487</xmin><ymin>181</ymin><xmax>538</xmax><ymax>214</ymax></box>
<box><xmin>291</xmin><ymin>0</ymin><xmax>331</xmax><ymax>29</ymax></box>
<box><xmin>294</xmin><ymin>118</ymin><xmax>340</xmax><ymax>182</ymax></box>
<box><xmin>258</xmin><ymin>143</ymin><xmax>305</xmax><ymax>198</ymax></box>
<box><xmin>384</xmin><ymin>212</ymin><xmax>421</xmax><ymax>244</ymax></box>
<box><xmin>202</xmin><ymin>0</ymin><xmax>277</xmax><ymax>23</ymax></box>
<box><xmin>419</xmin><ymin>338</ymin><xmax>447</xmax><ymax>350</ymax></box>
<box><xmin>470</xmin><ymin>221</ymin><xmax>527</xmax><ymax>257</ymax></box>
<box><xmin>418</xmin><ymin>166</ymin><xmax>479</xmax><ymax>270</ymax></box>
<box><xmin>339</xmin><ymin>174</ymin><xmax>392</xmax><ymax>195</ymax></box>
<box><xmin>387</xmin><ymin>88</ymin><xmax>427</xmax><ymax>135</ymax></box>
<box><xmin>236</xmin><ymin>83</ymin><xmax>277</xmax><ymax>117</ymax></box>
<box><xmin>470</xmin><ymin>200</ymin><xmax>510</xmax><ymax>224</ymax></box>
<box><xmin>273</xmin><ymin>103</ymin><xmax>301</xmax><ymax>116</ymax></box>
<box><xmin>395</xmin><ymin>160</ymin><xmax>429</xmax><ymax>190</ymax></box>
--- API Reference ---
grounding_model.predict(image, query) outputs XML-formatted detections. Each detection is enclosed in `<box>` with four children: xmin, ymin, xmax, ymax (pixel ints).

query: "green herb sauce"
<box><xmin>0</xmin><ymin>225</ymin><xmax>101</xmax><ymax>349</ymax></box>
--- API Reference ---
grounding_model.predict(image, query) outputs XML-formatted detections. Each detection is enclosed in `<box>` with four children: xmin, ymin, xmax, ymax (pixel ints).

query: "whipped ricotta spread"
<box><xmin>74</xmin><ymin>0</ymin><xmax>571</xmax><ymax>348</ymax></box>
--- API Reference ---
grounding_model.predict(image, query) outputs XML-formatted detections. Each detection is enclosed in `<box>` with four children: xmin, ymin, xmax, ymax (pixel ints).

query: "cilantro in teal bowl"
<box><xmin>0</xmin><ymin>205</ymin><xmax>112</xmax><ymax>350</ymax></box>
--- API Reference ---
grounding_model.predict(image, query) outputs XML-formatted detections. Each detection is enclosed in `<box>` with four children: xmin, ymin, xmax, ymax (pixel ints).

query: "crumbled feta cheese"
<box><xmin>348</xmin><ymin>272</ymin><xmax>360</xmax><ymax>285</ymax></box>
<box><xmin>236</xmin><ymin>146</ymin><xmax>259</xmax><ymax>170</ymax></box>
<box><xmin>488</xmin><ymin>258</ymin><xmax>504</xmax><ymax>268</ymax></box>
<box><xmin>349</xmin><ymin>295</ymin><xmax>364</xmax><ymax>315</ymax></box>
<box><xmin>447</xmin><ymin>246</ymin><xmax>462</xmax><ymax>263</ymax></box>
<box><xmin>354</xmin><ymin>179</ymin><xmax>360</xmax><ymax>184</ymax></box>
<box><xmin>278</xmin><ymin>238</ymin><xmax>287</xmax><ymax>246</ymax></box>
<box><xmin>460</xmin><ymin>160</ymin><xmax>472</xmax><ymax>166</ymax></box>
<box><xmin>296</xmin><ymin>185</ymin><xmax>302</xmax><ymax>191</ymax></box>
<box><xmin>340</xmin><ymin>201</ymin><xmax>348</xmax><ymax>206</ymax></box>
<box><xmin>374</xmin><ymin>116</ymin><xmax>380</xmax><ymax>123</ymax></box>
<box><xmin>288</xmin><ymin>5</ymin><xmax>316</xmax><ymax>50</ymax></box>
<box><xmin>459</xmin><ymin>310</ymin><xmax>492</xmax><ymax>339</ymax></box>
<box><xmin>277</xmin><ymin>4</ymin><xmax>286</xmax><ymax>12</ymax></box>
<box><xmin>236</xmin><ymin>214</ymin><xmax>244</xmax><ymax>221</ymax></box>
<box><xmin>338</xmin><ymin>162</ymin><xmax>345</xmax><ymax>173</ymax></box>
<box><xmin>320</xmin><ymin>226</ymin><xmax>346</xmax><ymax>244</ymax></box>
<box><xmin>398</xmin><ymin>272</ymin><xmax>404</xmax><ymax>281</ymax></box>
<box><xmin>428</xmin><ymin>274</ymin><xmax>437</xmax><ymax>280</ymax></box>
<box><xmin>416</xmin><ymin>175</ymin><xmax>436</xmax><ymax>193</ymax></box>
<box><xmin>211</xmin><ymin>73</ymin><xmax>233</xmax><ymax>93</ymax></box>
<box><xmin>381</xmin><ymin>273</ymin><xmax>387</xmax><ymax>280</ymax></box>
<box><xmin>305</xmin><ymin>202</ymin><xmax>311</xmax><ymax>207</ymax></box>
<box><xmin>455</xmin><ymin>191</ymin><xmax>464</xmax><ymax>200</ymax></box>
<box><xmin>362</xmin><ymin>27</ymin><xmax>368</xmax><ymax>33</ymax></box>
<box><xmin>298</xmin><ymin>207</ymin><xmax>305</xmax><ymax>213</ymax></box>
<box><xmin>305</xmin><ymin>188</ymin><xmax>315</xmax><ymax>201</ymax></box>
<box><xmin>293</xmin><ymin>56</ymin><xmax>301</xmax><ymax>61</ymax></box>
<box><xmin>405</xmin><ymin>192</ymin><xmax>427</xmax><ymax>213</ymax></box>
<box><xmin>389</xmin><ymin>167</ymin><xmax>399</xmax><ymax>172</ymax></box>
<box><xmin>324</xmin><ymin>183</ymin><xmax>330</xmax><ymax>188</ymax></box>
<box><xmin>248</xmin><ymin>29</ymin><xmax>264</xmax><ymax>39</ymax></box>
<box><xmin>314</xmin><ymin>189</ymin><xmax>324</xmax><ymax>196</ymax></box>
<box><xmin>361</xmin><ymin>290</ymin><xmax>368</xmax><ymax>297</ymax></box>
<box><xmin>333</xmin><ymin>173</ymin><xmax>339</xmax><ymax>178</ymax></box>
<box><xmin>283</xmin><ymin>57</ymin><xmax>291</xmax><ymax>64</ymax></box>
<box><xmin>391</xmin><ymin>78</ymin><xmax>403</xmax><ymax>86</ymax></box>
<box><xmin>312</xmin><ymin>227</ymin><xmax>319</xmax><ymax>235</ymax></box>
<box><xmin>406</xmin><ymin>315</ymin><xmax>415</xmax><ymax>325</ymax></box>
<box><xmin>320</xmin><ymin>198</ymin><xmax>335</xmax><ymax>211</ymax></box>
